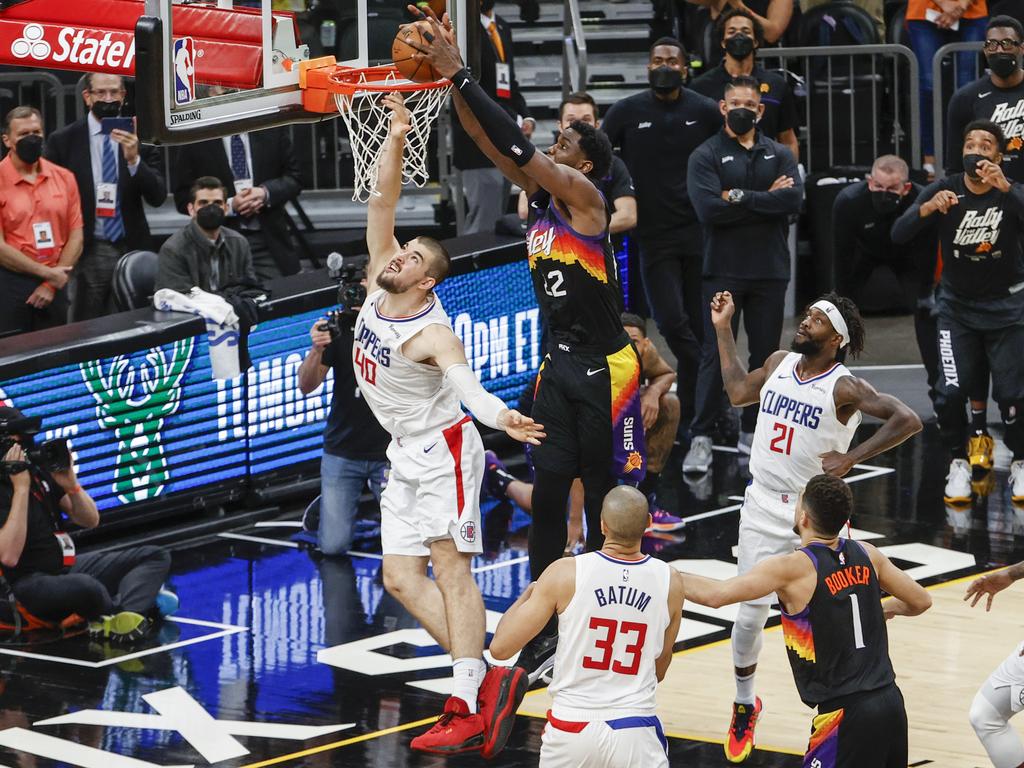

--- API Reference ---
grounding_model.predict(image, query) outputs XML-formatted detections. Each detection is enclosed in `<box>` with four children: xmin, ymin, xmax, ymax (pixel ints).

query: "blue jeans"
<box><xmin>319</xmin><ymin>453</ymin><xmax>388</xmax><ymax>556</ymax></box>
<box><xmin>907</xmin><ymin>17</ymin><xmax>988</xmax><ymax>157</ymax></box>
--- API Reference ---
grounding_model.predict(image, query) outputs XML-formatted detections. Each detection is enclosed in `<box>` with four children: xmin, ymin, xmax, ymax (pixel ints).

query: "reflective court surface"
<box><xmin>1</xmin><ymin>414</ymin><xmax>1022</xmax><ymax>767</ymax></box>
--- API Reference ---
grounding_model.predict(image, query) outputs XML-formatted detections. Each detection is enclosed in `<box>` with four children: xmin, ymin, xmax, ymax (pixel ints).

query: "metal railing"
<box><xmin>562</xmin><ymin>0</ymin><xmax>589</xmax><ymax>99</ymax></box>
<box><xmin>0</xmin><ymin>72</ymin><xmax>71</xmax><ymax>136</ymax></box>
<box><xmin>932</xmin><ymin>41</ymin><xmax>984</xmax><ymax>176</ymax></box>
<box><xmin>756</xmin><ymin>44</ymin><xmax>920</xmax><ymax>172</ymax></box>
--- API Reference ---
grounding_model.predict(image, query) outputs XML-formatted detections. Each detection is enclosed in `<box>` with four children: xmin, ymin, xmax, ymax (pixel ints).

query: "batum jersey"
<box><xmin>782</xmin><ymin>538</ymin><xmax>895</xmax><ymax>707</ymax></box>
<box><xmin>526</xmin><ymin>190</ymin><xmax>623</xmax><ymax>347</ymax></box>
<box><xmin>548</xmin><ymin>551</ymin><xmax>672</xmax><ymax>721</ymax></box>
<box><xmin>750</xmin><ymin>352</ymin><xmax>861</xmax><ymax>493</ymax></box>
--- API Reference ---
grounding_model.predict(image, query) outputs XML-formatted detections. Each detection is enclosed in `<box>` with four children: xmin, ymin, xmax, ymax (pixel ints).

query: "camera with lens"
<box><xmin>0</xmin><ymin>411</ymin><xmax>72</xmax><ymax>477</ymax></box>
<box><xmin>320</xmin><ymin>253</ymin><xmax>368</xmax><ymax>342</ymax></box>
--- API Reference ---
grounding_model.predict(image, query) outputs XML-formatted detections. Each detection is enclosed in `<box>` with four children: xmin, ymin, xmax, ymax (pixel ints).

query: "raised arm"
<box><xmin>365</xmin><ymin>93</ymin><xmax>408</xmax><ymax>289</ymax></box>
<box><xmin>450</xmin><ymin>87</ymin><xmax>535</xmax><ymax>194</ymax></box>
<box><xmin>710</xmin><ymin>291</ymin><xmax>788</xmax><ymax>407</ymax></box>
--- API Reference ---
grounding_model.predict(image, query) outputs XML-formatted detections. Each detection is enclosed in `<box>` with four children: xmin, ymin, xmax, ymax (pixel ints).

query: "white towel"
<box><xmin>153</xmin><ymin>287</ymin><xmax>242</xmax><ymax>380</ymax></box>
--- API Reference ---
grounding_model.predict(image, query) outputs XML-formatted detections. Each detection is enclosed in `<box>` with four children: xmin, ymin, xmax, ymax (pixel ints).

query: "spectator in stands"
<box><xmin>602</xmin><ymin>38</ymin><xmax>721</xmax><ymax>439</ymax></box>
<box><xmin>891</xmin><ymin>120</ymin><xmax>1024</xmax><ymax>507</ymax></box>
<box><xmin>45</xmin><ymin>73</ymin><xmax>166</xmax><ymax>322</ymax></box>
<box><xmin>690</xmin><ymin>9</ymin><xmax>800</xmax><ymax>161</ymax></box>
<box><xmin>156</xmin><ymin>176</ymin><xmax>256</xmax><ymax>295</ymax></box>
<box><xmin>516</xmin><ymin>92</ymin><xmax>636</xmax><ymax>236</ymax></box>
<box><xmin>684</xmin><ymin>0</ymin><xmax>794</xmax><ymax>46</ymax></box>
<box><xmin>906</xmin><ymin>0</ymin><xmax>989</xmax><ymax>175</ymax></box>
<box><xmin>800</xmin><ymin>0</ymin><xmax>885</xmax><ymax>39</ymax></box>
<box><xmin>0</xmin><ymin>106</ymin><xmax>80</xmax><ymax>337</ymax></box>
<box><xmin>684</xmin><ymin>75</ymin><xmax>802</xmax><ymax>472</ymax></box>
<box><xmin>0</xmin><ymin>405</ymin><xmax>173</xmax><ymax>644</ymax></box>
<box><xmin>833</xmin><ymin>155</ymin><xmax>940</xmax><ymax>406</ymax></box>
<box><xmin>947</xmin><ymin>15</ymin><xmax>1024</xmax><ymax>181</ymax></box>
<box><xmin>172</xmin><ymin>127</ymin><xmax>302</xmax><ymax>281</ymax></box>
<box><xmin>453</xmin><ymin>0</ymin><xmax>534</xmax><ymax>234</ymax></box>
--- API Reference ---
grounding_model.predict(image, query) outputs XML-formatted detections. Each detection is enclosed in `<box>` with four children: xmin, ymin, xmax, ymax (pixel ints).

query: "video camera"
<box><xmin>320</xmin><ymin>252</ymin><xmax>368</xmax><ymax>342</ymax></box>
<box><xmin>0</xmin><ymin>412</ymin><xmax>72</xmax><ymax>476</ymax></box>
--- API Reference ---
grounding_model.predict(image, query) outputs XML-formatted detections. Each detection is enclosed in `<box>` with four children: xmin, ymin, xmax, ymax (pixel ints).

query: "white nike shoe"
<box><xmin>683</xmin><ymin>435</ymin><xmax>713</xmax><ymax>474</ymax></box>
<box><xmin>1010</xmin><ymin>460</ymin><xmax>1024</xmax><ymax>505</ymax></box>
<box><xmin>944</xmin><ymin>458</ymin><xmax>972</xmax><ymax>505</ymax></box>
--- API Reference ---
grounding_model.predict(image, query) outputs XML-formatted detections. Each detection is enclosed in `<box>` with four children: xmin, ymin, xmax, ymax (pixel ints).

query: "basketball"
<box><xmin>392</xmin><ymin>21</ymin><xmax>441</xmax><ymax>83</ymax></box>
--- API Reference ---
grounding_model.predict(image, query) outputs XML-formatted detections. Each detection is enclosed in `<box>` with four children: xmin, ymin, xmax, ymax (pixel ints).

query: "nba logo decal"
<box><xmin>173</xmin><ymin>37</ymin><xmax>196</xmax><ymax>105</ymax></box>
<box><xmin>460</xmin><ymin>520</ymin><xmax>476</xmax><ymax>543</ymax></box>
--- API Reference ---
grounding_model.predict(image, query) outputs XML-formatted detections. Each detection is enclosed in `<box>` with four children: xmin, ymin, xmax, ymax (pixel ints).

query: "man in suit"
<box><xmin>454</xmin><ymin>0</ymin><xmax>534</xmax><ymax>234</ymax></box>
<box><xmin>172</xmin><ymin>127</ymin><xmax>302</xmax><ymax>282</ymax></box>
<box><xmin>45</xmin><ymin>73</ymin><xmax>166</xmax><ymax>321</ymax></box>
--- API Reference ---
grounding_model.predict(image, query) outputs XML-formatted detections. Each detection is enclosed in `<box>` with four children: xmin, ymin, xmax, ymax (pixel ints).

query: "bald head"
<box><xmin>600</xmin><ymin>486</ymin><xmax>651</xmax><ymax>542</ymax></box>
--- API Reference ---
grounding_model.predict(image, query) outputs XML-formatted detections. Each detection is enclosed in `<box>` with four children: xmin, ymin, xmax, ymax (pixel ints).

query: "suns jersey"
<box><xmin>526</xmin><ymin>190</ymin><xmax>623</xmax><ymax>347</ymax></box>
<box><xmin>351</xmin><ymin>289</ymin><xmax>463</xmax><ymax>438</ymax></box>
<box><xmin>548</xmin><ymin>551</ymin><xmax>672</xmax><ymax>721</ymax></box>
<box><xmin>781</xmin><ymin>539</ymin><xmax>894</xmax><ymax>707</ymax></box>
<box><xmin>750</xmin><ymin>352</ymin><xmax>861</xmax><ymax>493</ymax></box>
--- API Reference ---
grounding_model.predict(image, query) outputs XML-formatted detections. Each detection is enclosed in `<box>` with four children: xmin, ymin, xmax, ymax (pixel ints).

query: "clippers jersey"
<box><xmin>352</xmin><ymin>289</ymin><xmax>463</xmax><ymax>438</ymax></box>
<box><xmin>549</xmin><ymin>551</ymin><xmax>672</xmax><ymax>721</ymax></box>
<box><xmin>751</xmin><ymin>352</ymin><xmax>861</xmax><ymax>493</ymax></box>
<box><xmin>781</xmin><ymin>539</ymin><xmax>895</xmax><ymax>707</ymax></box>
<box><xmin>526</xmin><ymin>190</ymin><xmax>623</xmax><ymax>347</ymax></box>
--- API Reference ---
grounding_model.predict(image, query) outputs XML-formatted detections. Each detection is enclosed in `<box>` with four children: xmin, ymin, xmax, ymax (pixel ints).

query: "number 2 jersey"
<box><xmin>548</xmin><ymin>551</ymin><xmax>672</xmax><ymax>721</ymax></box>
<box><xmin>526</xmin><ymin>189</ymin><xmax>623</xmax><ymax>347</ymax></box>
<box><xmin>782</xmin><ymin>538</ymin><xmax>895</xmax><ymax>707</ymax></box>
<box><xmin>750</xmin><ymin>352</ymin><xmax>861</xmax><ymax>494</ymax></box>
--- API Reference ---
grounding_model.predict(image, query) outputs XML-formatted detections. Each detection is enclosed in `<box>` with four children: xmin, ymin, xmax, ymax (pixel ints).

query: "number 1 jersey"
<box><xmin>548</xmin><ymin>551</ymin><xmax>672</xmax><ymax>721</ymax></box>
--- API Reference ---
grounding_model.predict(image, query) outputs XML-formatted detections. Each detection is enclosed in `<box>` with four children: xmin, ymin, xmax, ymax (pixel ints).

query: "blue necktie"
<box><xmin>101</xmin><ymin>136</ymin><xmax>125</xmax><ymax>243</ymax></box>
<box><xmin>230</xmin><ymin>135</ymin><xmax>250</xmax><ymax>182</ymax></box>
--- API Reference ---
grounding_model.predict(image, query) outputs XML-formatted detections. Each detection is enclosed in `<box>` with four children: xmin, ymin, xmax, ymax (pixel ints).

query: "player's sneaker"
<box><xmin>483</xmin><ymin>450</ymin><xmax>516</xmax><ymax>500</ymax></box>
<box><xmin>944</xmin><ymin>459</ymin><xmax>972</xmax><ymax>505</ymax></box>
<box><xmin>477</xmin><ymin>665</ymin><xmax>528</xmax><ymax>758</ymax></box>
<box><xmin>968</xmin><ymin>432</ymin><xmax>995</xmax><ymax>474</ymax></box>
<box><xmin>646</xmin><ymin>508</ymin><xmax>685</xmax><ymax>533</ymax></box>
<box><xmin>1010</xmin><ymin>460</ymin><xmax>1024</xmax><ymax>505</ymax></box>
<box><xmin>88</xmin><ymin>611</ymin><xmax>150</xmax><ymax>645</ymax></box>
<box><xmin>683</xmin><ymin>435</ymin><xmax>713</xmax><ymax>474</ymax></box>
<box><xmin>515</xmin><ymin>630</ymin><xmax>558</xmax><ymax>684</ymax></box>
<box><xmin>155</xmin><ymin>587</ymin><xmax>179</xmax><ymax>618</ymax></box>
<box><xmin>301</xmin><ymin>495</ymin><xmax>321</xmax><ymax>534</ymax></box>
<box><xmin>409</xmin><ymin>696</ymin><xmax>485</xmax><ymax>754</ymax></box>
<box><xmin>725</xmin><ymin>697</ymin><xmax>762</xmax><ymax>763</ymax></box>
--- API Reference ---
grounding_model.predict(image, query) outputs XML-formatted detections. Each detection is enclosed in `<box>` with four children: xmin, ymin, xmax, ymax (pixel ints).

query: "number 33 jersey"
<box><xmin>526</xmin><ymin>190</ymin><xmax>623</xmax><ymax>347</ymax></box>
<box><xmin>548</xmin><ymin>551</ymin><xmax>672</xmax><ymax>721</ymax></box>
<box><xmin>750</xmin><ymin>352</ymin><xmax>861</xmax><ymax>493</ymax></box>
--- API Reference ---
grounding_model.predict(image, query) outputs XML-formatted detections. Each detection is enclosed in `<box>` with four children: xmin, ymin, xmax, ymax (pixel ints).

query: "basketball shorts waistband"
<box><xmin>549</xmin><ymin>330</ymin><xmax>631</xmax><ymax>357</ymax></box>
<box><xmin>546</xmin><ymin>711</ymin><xmax>668</xmax><ymax>752</ymax></box>
<box><xmin>394</xmin><ymin>414</ymin><xmax>471</xmax><ymax>447</ymax></box>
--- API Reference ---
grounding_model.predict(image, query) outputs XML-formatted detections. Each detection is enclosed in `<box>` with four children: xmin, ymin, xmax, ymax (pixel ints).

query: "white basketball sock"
<box><xmin>452</xmin><ymin>657</ymin><xmax>487</xmax><ymax>714</ymax></box>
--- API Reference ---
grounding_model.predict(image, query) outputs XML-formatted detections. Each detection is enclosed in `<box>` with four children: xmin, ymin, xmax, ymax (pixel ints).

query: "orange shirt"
<box><xmin>906</xmin><ymin>0</ymin><xmax>987</xmax><ymax>21</ymax></box>
<box><xmin>0</xmin><ymin>155</ymin><xmax>82</xmax><ymax>267</ymax></box>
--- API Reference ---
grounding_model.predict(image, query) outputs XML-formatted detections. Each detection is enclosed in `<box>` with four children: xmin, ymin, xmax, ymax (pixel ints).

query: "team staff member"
<box><xmin>684</xmin><ymin>76</ymin><xmax>802</xmax><ymax>473</ymax></box>
<box><xmin>684</xmin><ymin>474</ymin><xmax>932</xmax><ymax>767</ymax></box>
<box><xmin>946</xmin><ymin>16</ymin><xmax>1024</xmax><ymax>180</ymax></box>
<box><xmin>45</xmin><ymin>73</ymin><xmax>166</xmax><ymax>320</ymax></box>
<box><xmin>0</xmin><ymin>106</ymin><xmax>80</xmax><ymax>336</ymax></box>
<box><xmin>602</xmin><ymin>38</ymin><xmax>721</xmax><ymax>434</ymax></box>
<box><xmin>690</xmin><ymin>9</ymin><xmax>799</xmax><ymax>161</ymax></box>
<box><xmin>489</xmin><ymin>486</ymin><xmax>685</xmax><ymax>768</ymax></box>
<box><xmin>892</xmin><ymin>120</ymin><xmax>1024</xmax><ymax>506</ymax></box>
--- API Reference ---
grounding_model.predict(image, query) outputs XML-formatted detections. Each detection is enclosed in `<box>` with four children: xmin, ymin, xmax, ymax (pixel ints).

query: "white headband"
<box><xmin>811</xmin><ymin>300</ymin><xmax>850</xmax><ymax>349</ymax></box>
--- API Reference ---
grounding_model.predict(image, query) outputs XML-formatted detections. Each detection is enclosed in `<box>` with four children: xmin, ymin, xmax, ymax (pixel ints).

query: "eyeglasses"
<box><xmin>983</xmin><ymin>39</ymin><xmax>1021</xmax><ymax>52</ymax></box>
<box><xmin>89</xmin><ymin>88</ymin><xmax>124</xmax><ymax>98</ymax></box>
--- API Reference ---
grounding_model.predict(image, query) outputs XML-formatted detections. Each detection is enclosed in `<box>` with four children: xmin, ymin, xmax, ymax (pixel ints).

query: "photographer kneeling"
<box><xmin>0</xmin><ymin>407</ymin><xmax>173</xmax><ymax>644</ymax></box>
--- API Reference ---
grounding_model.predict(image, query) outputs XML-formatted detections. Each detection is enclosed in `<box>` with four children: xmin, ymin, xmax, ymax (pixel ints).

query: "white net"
<box><xmin>333</xmin><ymin>67</ymin><xmax>452</xmax><ymax>203</ymax></box>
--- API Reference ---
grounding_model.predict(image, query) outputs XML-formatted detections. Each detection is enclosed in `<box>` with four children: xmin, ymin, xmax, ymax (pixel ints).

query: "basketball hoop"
<box><xmin>326</xmin><ymin>64</ymin><xmax>451</xmax><ymax>203</ymax></box>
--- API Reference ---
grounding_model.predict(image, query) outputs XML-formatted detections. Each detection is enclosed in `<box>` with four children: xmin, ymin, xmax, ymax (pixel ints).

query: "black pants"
<box><xmin>0</xmin><ymin>270</ymin><xmax>68</xmax><ymax>338</ymax></box>
<box><xmin>11</xmin><ymin>546</ymin><xmax>171</xmax><ymax>622</ymax></box>
<box><xmin>638</xmin><ymin>225</ymin><xmax>704</xmax><ymax>429</ymax></box>
<box><xmin>72</xmin><ymin>240</ymin><xmax>124</xmax><ymax>321</ymax></box>
<box><xmin>935</xmin><ymin>311</ymin><xmax>1024</xmax><ymax>459</ymax></box>
<box><xmin>692</xmin><ymin>277</ymin><xmax>788</xmax><ymax>435</ymax></box>
<box><xmin>803</xmin><ymin>684</ymin><xmax>908</xmax><ymax>768</ymax></box>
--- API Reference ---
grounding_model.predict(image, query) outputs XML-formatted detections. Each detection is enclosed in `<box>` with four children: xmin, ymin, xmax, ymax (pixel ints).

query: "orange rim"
<box><xmin>327</xmin><ymin>64</ymin><xmax>450</xmax><ymax>95</ymax></box>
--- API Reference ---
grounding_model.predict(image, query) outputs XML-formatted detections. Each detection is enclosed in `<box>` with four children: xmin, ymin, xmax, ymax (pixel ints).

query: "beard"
<box><xmin>790</xmin><ymin>335</ymin><xmax>824</xmax><ymax>355</ymax></box>
<box><xmin>376</xmin><ymin>269</ymin><xmax>404</xmax><ymax>294</ymax></box>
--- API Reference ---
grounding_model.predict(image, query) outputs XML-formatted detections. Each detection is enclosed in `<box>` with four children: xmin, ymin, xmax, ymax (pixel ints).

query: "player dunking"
<box><xmin>710</xmin><ymin>291</ymin><xmax>922</xmax><ymax>762</ymax></box>
<box><xmin>489</xmin><ymin>486</ymin><xmax>684</xmax><ymax>768</ymax></box>
<box><xmin>684</xmin><ymin>474</ymin><xmax>932</xmax><ymax>767</ymax></box>
<box><xmin>413</xmin><ymin>9</ymin><xmax>646</xmax><ymax>678</ymax></box>
<box><xmin>356</xmin><ymin>93</ymin><xmax>543</xmax><ymax>756</ymax></box>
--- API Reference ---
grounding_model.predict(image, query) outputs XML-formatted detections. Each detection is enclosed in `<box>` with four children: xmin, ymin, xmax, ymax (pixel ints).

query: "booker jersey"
<box><xmin>751</xmin><ymin>352</ymin><xmax>861</xmax><ymax>493</ymax></box>
<box><xmin>548</xmin><ymin>551</ymin><xmax>672</xmax><ymax>720</ymax></box>
<box><xmin>352</xmin><ymin>289</ymin><xmax>463</xmax><ymax>438</ymax></box>
<box><xmin>526</xmin><ymin>190</ymin><xmax>623</xmax><ymax>347</ymax></box>
<box><xmin>781</xmin><ymin>539</ymin><xmax>895</xmax><ymax>707</ymax></box>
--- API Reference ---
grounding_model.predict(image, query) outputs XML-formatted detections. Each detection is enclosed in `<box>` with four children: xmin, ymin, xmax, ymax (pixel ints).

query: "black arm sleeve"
<box><xmin>452</xmin><ymin>68</ymin><xmax>535</xmax><ymax>167</ymax></box>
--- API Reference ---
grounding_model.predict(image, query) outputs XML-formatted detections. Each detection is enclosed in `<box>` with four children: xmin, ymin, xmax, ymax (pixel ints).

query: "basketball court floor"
<box><xmin>0</xmin><ymin>355</ymin><xmax>1021</xmax><ymax>768</ymax></box>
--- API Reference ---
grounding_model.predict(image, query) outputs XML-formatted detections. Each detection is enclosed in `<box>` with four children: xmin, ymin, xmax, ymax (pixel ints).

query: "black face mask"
<box><xmin>91</xmin><ymin>100</ymin><xmax>122</xmax><ymax>120</ymax></box>
<box><xmin>987</xmin><ymin>52</ymin><xmax>1020</xmax><ymax>79</ymax></box>
<box><xmin>871</xmin><ymin>190</ymin><xmax>902</xmax><ymax>215</ymax></box>
<box><xmin>14</xmin><ymin>134</ymin><xmax>43</xmax><ymax>164</ymax></box>
<box><xmin>726</xmin><ymin>107</ymin><xmax>758</xmax><ymax>136</ymax></box>
<box><xmin>648</xmin><ymin>66</ymin><xmax>682</xmax><ymax>93</ymax></box>
<box><xmin>725</xmin><ymin>34</ymin><xmax>755</xmax><ymax>59</ymax></box>
<box><xmin>963</xmin><ymin>153</ymin><xmax>987</xmax><ymax>178</ymax></box>
<box><xmin>195</xmin><ymin>204</ymin><xmax>226</xmax><ymax>231</ymax></box>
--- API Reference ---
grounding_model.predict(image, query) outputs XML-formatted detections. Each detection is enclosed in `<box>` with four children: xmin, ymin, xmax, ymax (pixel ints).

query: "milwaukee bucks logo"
<box><xmin>80</xmin><ymin>339</ymin><xmax>194</xmax><ymax>503</ymax></box>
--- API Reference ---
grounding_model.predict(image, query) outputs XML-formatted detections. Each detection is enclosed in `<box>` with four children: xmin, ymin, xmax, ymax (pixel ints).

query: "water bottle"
<box><xmin>320</xmin><ymin>20</ymin><xmax>336</xmax><ymax>49</ymax></box>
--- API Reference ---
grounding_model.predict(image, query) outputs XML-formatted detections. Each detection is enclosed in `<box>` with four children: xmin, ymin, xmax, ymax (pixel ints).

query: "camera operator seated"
<box><xmin>0</xmin><ymin>407</ymin><xmax>173</xmax><ymax>644</ymax></box>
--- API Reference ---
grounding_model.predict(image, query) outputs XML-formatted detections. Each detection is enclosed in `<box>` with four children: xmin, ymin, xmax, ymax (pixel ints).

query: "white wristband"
<box><xmin>444</xmin><ymin>363</ymin><xmax>508</xmax><ymax>430</ymax></box>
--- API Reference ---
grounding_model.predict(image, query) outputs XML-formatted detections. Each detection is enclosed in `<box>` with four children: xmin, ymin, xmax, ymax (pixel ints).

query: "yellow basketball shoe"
<box><xmin>725</xmin><ymin>697</ymin><xmax>762</xmax><ymax>763</ymax></box>
<box><xmin>968</xmin><ymin>432</ymin><xmax>995</xmax><ymax>474</ymax></box>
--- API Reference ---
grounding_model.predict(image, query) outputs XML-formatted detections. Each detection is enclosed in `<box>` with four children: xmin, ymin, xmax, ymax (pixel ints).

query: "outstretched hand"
<box><xmin>499</xmin><ymin>409</ymin><xmax>545</xmax><ymax>445</ymax></box>
<box><xmin>404</xmin><ymin>4</ymin><xmax>464</xmax><ymax>79</ymax></box>
<box><xmin>383</xmin><ymin>92</ymin><xmax>412</xmax><ymax>139</ymax></box>
<box><xmin>710</xmin><ymin>291</ymin><xmax>735</xmax><ymax>330</ymax></box>
<box><xmin>964</xmin><ymin>569</ymin><xmax>1014</xmax><ymax>611</ymax></box>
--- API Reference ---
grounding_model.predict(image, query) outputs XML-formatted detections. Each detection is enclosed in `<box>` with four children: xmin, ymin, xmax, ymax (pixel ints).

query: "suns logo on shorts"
<box><xmin>623</xmin><ymin>451</ymin><xmax>643</xmax><ymax>474</ymax></box>
<box><xmin>460</xmin><ymin>520</ymin><xmax>477</xmax><ymax>543</ymax></box>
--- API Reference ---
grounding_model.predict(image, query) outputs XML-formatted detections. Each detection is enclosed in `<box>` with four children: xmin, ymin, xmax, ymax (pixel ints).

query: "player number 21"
<box><xmin>770</xmin><ymin>422</ymin><xmax>795</xmax><ymax>455</ymax></box>
<box><xmin>582</xmin><ymin>617</ymin><xmax>648</xmax><ymax>675</ymax></box>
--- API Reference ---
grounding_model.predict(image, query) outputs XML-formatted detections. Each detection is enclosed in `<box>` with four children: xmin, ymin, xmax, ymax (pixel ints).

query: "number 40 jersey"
<box><xmin>751</xmin><ymin>352</ymin><xmax>861</xmax><ymax>493</ymax></box>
